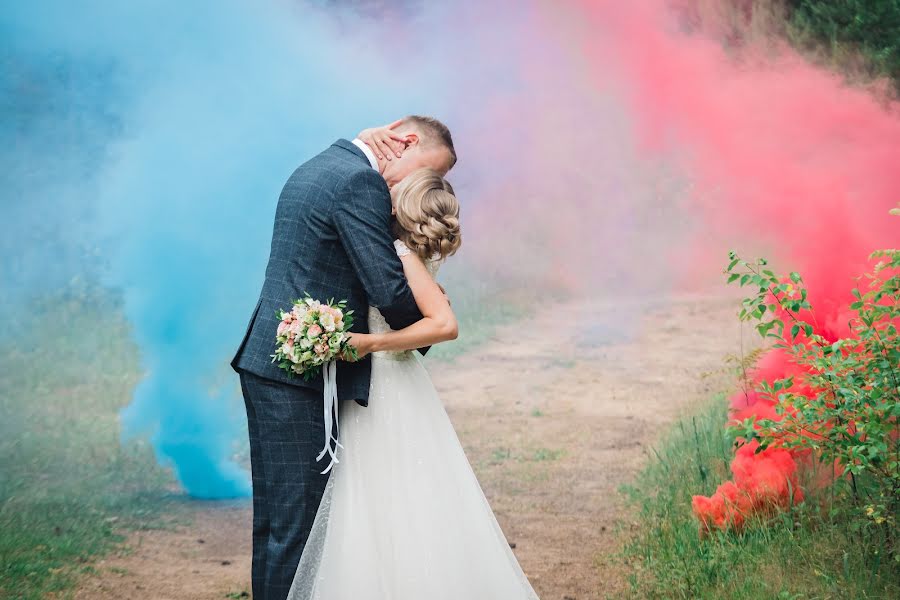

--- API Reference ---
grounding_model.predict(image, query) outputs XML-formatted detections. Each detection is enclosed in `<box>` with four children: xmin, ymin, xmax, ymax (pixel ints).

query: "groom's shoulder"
<box><xmin>319</xmin><ymin>139</ymin><xmax>369</xmax><ymax>170</ymax></box>
<box><xmin>296</xmin><ymin>140</ymin><xmax>372</xmax><ymax>183</ymax></box>
<box><xmin>307</xmin><ymin>143</ymin><xmax>388</xmax><ymax>196</ymax></box>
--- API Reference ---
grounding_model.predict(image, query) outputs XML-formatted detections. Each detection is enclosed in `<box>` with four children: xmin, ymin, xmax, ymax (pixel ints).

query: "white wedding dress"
<box><xmin>287</xmin><ymin>240</ymin><xmax>540</xmax><ymax>600</ymax></box>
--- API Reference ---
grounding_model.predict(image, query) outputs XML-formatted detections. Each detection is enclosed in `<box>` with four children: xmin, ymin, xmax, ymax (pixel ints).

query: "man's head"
<box><xmin>380</xmin><ymin>115</ymin><xmax>456</xmax><ymax>188</ymax></box>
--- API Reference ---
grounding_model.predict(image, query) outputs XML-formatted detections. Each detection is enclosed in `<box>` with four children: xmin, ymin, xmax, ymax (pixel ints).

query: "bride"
<box><xmin>287</xmin><ymin>168</ymin><xmax>540</xmax><ymax>599</ymax></box>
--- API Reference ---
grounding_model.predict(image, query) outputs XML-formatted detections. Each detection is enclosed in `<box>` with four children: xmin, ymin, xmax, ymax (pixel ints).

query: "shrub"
<box><xmin>725</xmin><ymin>206</ymin><xmax>899</xmax><ymax>563</ymax></box>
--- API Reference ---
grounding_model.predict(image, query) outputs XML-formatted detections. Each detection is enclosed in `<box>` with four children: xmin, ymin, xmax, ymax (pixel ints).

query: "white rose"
<box><xmin>319</xmin><ymin>312</ymin><xmax>336</xmax><ymax>332</ymax></box>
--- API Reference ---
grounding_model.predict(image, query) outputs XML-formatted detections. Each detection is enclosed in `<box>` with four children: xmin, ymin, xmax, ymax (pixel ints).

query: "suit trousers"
<box><xmin>239</xmin><ymin>370</ymin><xmax>332</xmax><ymax>600</ymax></box>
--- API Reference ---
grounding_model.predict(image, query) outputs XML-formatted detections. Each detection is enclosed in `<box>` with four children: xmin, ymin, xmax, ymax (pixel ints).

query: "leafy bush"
<box><xmin>725</xmin><ymin>207</ymin><xmax>900</xmax><ymax>564</ymax></box>
<box><xmin>624</xmin><ymin>394</ymin><xmax>900</xmax><ymax>598</ymax></box>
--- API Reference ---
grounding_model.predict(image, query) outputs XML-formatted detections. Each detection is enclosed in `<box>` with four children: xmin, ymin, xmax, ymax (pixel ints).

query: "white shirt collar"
<box><xmin>351</xmin><ymin>138</ymin><xmax>379</xmax><ymax>171</ymax></box>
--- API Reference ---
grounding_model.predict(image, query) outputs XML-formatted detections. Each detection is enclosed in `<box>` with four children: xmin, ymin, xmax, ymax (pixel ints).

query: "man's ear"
<box><xmin>403</xmin><ymin>132</ymin><xmax>419</xmax><ymax>148</ymax></box>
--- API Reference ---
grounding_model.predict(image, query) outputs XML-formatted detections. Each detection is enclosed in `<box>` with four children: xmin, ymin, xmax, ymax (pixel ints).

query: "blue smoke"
<box><xmin>2</xmin><ymin>0</ymin><xmax>445</xmax><ymax>498</ymax></box>
<box><xmin>2</xmin><ymin>0</ymin><xmax>688</xmax><ymax>499</ymax></box>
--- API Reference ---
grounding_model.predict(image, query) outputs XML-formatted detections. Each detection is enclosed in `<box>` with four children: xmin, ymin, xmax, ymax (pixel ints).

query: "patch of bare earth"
<box><xmin>74</xmin><ymin>291</ymin><xmax>741</xmax><ymax>600</ymax></box>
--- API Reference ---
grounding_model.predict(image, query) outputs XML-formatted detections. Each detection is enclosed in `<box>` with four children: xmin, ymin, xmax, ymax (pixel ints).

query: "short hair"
<box><xmin>402</xmin><ymin>115</ymin><xmax>457</xmax><ymax>168</ymax></box>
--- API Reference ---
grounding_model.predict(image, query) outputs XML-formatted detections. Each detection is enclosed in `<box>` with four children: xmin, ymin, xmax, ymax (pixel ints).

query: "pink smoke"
<box><xmin>383</xmin><ymin>1</ymin><xmax>700</xmax><ymax>301</ymax></box>
<box><xmin>566</xmin><ymin>0</ymin><xmax>900</xmax><ymax>529</ymax></box>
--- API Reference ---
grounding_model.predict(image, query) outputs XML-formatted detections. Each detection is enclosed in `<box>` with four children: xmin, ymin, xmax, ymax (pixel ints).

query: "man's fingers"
<box><xmin>385</xmin><ymin>119</ymin><xmax>403</xmax><ymax>130</ymax></box>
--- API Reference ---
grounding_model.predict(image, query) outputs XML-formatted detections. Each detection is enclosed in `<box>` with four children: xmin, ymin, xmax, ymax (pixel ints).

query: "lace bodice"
<box><xmin>393</xmin><ymin>238</ymin><xmax>443</xmax><ymax>278</ymax></box>
<box><xmin>368</xmin><ymin>240</ymin><xmax>442</xmax><ymax>344</ymax></box>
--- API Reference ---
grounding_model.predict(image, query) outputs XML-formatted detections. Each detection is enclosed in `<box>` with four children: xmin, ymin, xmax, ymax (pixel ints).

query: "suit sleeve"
<box><xmin>332</xmin><ymin>169</ymin><xmax>424</xmax><ymax>332</ymax></box>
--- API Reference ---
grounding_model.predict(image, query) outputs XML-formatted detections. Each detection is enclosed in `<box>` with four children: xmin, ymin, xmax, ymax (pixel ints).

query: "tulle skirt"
<box><xmin>287</xmin><ymin>351</ymin><xmax>540</xmax><ymax>599</ymax></box>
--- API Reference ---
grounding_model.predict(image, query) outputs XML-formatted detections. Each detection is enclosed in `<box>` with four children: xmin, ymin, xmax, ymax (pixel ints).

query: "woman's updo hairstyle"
<box><xmin>392</xmin><ymin>168</ymin><xmax>461</xmax><ymax>261</ymax></box>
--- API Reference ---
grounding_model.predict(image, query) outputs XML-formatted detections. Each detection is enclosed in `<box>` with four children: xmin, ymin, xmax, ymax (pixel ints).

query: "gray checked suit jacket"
<box><xmin>231</xmin><ymin>139</ymin><xmax>424</xmax><ymax>404</ymax></box>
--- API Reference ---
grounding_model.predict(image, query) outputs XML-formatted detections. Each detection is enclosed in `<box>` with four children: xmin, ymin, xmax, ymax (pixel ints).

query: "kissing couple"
<box><xmin>231</xmin><ymin>116</ymin><xmax>540</xmax><ymax>599</ymax></box>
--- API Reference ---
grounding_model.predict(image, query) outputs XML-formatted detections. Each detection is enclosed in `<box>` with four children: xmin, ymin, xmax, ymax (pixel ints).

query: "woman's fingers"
<box><xmin>382</xmin><ymin>133</ymin><xmax>407</xmax><ymax>158</ymax></box>
<box><xmin>357</xmin><ymin>121</ymin><xmax>409</xmax><ymax>160</ymax></box>
<box><xmin>370</xmin><ymin>134</ymin><xmax>389</xmax><ymax>160</ymax></box>
<box><xmin>358</xmin><ymin>129</ymin><xmax>383</xmax><ymax>160</ymax></box>
<box><xmin>379</xmin><ymin>133</ymin><xmax>398</xmax><ymax>160</ymax></box>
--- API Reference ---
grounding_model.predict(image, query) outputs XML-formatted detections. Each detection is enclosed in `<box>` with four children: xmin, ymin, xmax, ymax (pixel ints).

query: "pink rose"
<box><xmin>314</xmin><ymin>343</ymin><xmax>328</xmax><ymax>356</ymax></box>
<box><xmin>307</xmin><ymin>324</ymin><xmax>323</xmax><ymax>339</ymax></box>
<box><xmin>277</xmin><ymin>321</ymin><xmax>289</xmax><ymax>336</ymax></box>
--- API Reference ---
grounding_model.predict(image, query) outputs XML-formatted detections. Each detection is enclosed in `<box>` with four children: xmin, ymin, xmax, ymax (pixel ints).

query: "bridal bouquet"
<box><xmin>272</xmin><ymin>295</ymin><xmax>357</xmax><ymax>473</ymax></box>
<box><xmin>271</xmin><ymin>295</ymin><xmax>357</xmax><ymax>381</ymax></box>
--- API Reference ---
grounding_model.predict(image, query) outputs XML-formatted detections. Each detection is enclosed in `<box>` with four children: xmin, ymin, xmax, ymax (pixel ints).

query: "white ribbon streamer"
<box><xmin>316</xmin><ymin>360</ymin><xmax>343</xmax><ymax>474</ymax></box>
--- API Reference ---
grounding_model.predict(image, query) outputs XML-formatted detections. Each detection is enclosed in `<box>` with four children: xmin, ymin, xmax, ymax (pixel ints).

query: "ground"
<box><xmin>73</xmin><ymin>291</ymin><xmax>742</xmax><ymax>600</ymax></box>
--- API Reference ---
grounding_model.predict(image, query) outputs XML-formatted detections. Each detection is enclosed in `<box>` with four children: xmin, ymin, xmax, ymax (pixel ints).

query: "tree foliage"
<box><xmin>788</xmin><ymin>0</ymin><xmax>900</xmax><ymax>85</ymax></box>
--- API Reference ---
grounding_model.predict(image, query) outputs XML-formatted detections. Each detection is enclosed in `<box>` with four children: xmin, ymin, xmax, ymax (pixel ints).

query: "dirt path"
<box><xmin>74</xmin><ymin>291</ymin><xmax>742</xmax><ymax>600</ymax></box>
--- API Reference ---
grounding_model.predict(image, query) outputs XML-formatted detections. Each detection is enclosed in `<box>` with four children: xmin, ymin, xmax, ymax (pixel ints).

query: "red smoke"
<box><xmin>568</xmin><ymin>0</ymin><xmax>900</xmax><ymax>530</ymax></box>
<box><xmin>692</xmin><ymin>440</ymin><xmax>804</xmax><ymax>531</ymax></box>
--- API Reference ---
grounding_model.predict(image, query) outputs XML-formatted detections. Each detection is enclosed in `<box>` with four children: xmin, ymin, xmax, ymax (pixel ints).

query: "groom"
<box><xmin>231</xmin><ymin>116</ymin><xmax>456</xmax><ymax>600</ymax></box>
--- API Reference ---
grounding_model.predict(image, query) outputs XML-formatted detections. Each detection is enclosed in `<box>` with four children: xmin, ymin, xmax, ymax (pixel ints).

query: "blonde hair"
<box><xmin>392</xmin><ymin>168</ymin><xmax>461</xmax><ymax>261</ymax></box>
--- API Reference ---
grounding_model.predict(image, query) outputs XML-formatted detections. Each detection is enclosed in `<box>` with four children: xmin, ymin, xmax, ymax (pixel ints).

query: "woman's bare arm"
<box><xmin>350</xmin><ymin>253</ymin><xmax>457</xmax><ymax>356</ymax></box>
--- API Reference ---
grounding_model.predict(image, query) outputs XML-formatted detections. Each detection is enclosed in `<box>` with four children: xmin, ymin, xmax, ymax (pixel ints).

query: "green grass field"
<box><xmin>621</xmin><ymin>394</ymin><xmax>900</xmax><ymax>599</ymax></box>
<box><xmin>0</xmin><ymin>280</ymin><xmax>522</xmax><ymax>599</ymax></box>
<box><xmin>428</xmin><ymin>274</ymin><xmax>528</xmax><ymax>361</ymax></box>
<box><xmin>0</xmin><ymin>293</ymin><xmax>180</xmax><ymax>599</ymax></box>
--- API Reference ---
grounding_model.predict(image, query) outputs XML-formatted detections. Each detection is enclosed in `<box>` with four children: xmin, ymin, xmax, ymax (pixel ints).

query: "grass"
<box><xmin>427</xmin><ymin>266</ymin><xmax>529</xmax><ymax>362</ymax></box>
<box><xmin>621</xmin><ymin>393</ymin><xmax>900</xmax><ymax>599</ymax></box>
<box><xmin>0</xmin><ymin>277</ymin><xmax>529</xmax><ymax>599</ymax></box>
<box><xmin>489</xmin><ymin>446</ymin><xmax>566</xmax><ymax>464</ymax></box>
<box><xmin>0</xmin><ymin>291</ymin><xmax>180</xmax><ymax>599</ymax></box>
